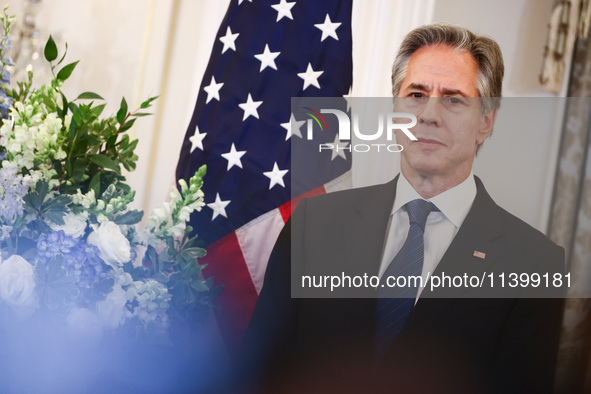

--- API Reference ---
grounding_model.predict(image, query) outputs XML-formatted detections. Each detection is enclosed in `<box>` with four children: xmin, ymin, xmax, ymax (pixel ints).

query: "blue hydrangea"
<box><xmin>36</xmin><ymin>230</ymin><xmax>112</xmax><ymax>291</ymax></box>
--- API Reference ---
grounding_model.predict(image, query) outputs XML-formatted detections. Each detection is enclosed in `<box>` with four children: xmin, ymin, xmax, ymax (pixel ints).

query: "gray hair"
<box><xmin>391</xmin><ymin>23</ymin><xmax>504</xmax><ymax>115</ymax></box>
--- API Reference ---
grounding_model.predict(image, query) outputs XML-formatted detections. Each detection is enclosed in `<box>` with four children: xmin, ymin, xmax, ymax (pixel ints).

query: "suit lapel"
<box><xmin>340</xmin><ymin>176</ymin><xmax>398</xmax><ymax>280</ymax></box>
<box><xmin>397</xmin><ymin>176</ymin><xmax>507</xmax><ymax>346</ymax></box>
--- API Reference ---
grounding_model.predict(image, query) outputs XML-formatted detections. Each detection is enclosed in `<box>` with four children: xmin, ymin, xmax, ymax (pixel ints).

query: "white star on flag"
<box><xmin>221</xmin><ymin>143</ymin><xmax>247</xmax><ymax>170</ymax></box>
<box><xmin>189</xmin><ymin>126</ymin><xmax>207</xmax><ymax>152</ymax></box>
<box><xmin>297</xmin><ymin>63</ymin><xmax>323</xmax><ymax>90</ymax></box>
<box><xmin>281</xmin><ymin>113</ymin><xmax>305</xmax><ymax>140</ymax></box>
<box><xmin>238</xmin><ymin>0</ymin><xmax>252</xmax><ymax>4</ymax></box>
<box><xmin>314</xmin><ymin>14</ymin><xmax>341</xmax><ymax>41</ymax></box>
<box><xmin>219</xmin><ymin>26</ymin><xmax>239</xmax><ymax>54</ymax></box>
<box><xmin>271</xmin><ymin>0</ymin><xmax>296</xmax><ymax>22</ymax></box>
<box><xmin>239</xmin><ymin>93</ymin><xmax>263</xmax><ymax>121</ymax></box>
<box><xmin>263</xmin><ymin>162</ymin><xmax>288</xmax><ymax>189</ymax></box>
<box><xmin>254</xmin><ymin>44</ymin><xmax>280</xmax><ymax>72</ymax></box>
<box><xmin>203</xmin><ymin>76</ymin><xmax>224</xmax><ymax>103</ymax></box>
<box><xmin>208</xmin><ymin>193</ymin><xmax>231</xmax><ymax>220</ymax></box>
<box><xmin>343</xmin><ymin>85</ymin><xmax>353</xmax><ymax>112</ymax></box>
<box><xmin>330</xmin><ymin>133</ymin><xmax>349</xmax><ymax>161</ymax></box>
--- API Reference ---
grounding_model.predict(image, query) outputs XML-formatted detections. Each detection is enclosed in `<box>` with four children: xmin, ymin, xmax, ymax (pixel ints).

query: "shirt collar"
<box><xmin>392</xmin><ymin>173</ymin><xmax>477</xmax><ymax>228</ymax></box>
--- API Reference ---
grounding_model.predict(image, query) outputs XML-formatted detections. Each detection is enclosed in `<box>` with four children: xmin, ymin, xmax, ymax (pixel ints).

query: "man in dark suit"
<box><xmin>241</xmin><ymin>23</ymin><xmax>565</xmax><ymax>393</ymax></box>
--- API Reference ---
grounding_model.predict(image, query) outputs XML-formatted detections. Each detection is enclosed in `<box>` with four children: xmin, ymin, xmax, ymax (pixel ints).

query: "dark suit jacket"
<box><xmin>240</xmin><ymin>176</ymin><xmax>565</xmax><ymax>393</ymax></box>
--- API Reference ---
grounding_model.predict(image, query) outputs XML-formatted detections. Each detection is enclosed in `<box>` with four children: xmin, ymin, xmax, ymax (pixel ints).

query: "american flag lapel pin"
<box><xmin>473</xmin><ymin>250</ymin><xmax>486</xmax><ymax>259</ymax></box>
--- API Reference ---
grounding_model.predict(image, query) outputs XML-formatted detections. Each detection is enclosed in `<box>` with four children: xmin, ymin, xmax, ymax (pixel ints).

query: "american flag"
<box><xmin>176</xmin><ymin>0</ymin><xmax>353</xmax><ymax>353</ymax></box>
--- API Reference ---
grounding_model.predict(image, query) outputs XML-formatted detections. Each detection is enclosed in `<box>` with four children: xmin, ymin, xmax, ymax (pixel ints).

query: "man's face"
<box><xmin>394</xmin><ymin>44</ymin><xmax>496</xmax><ymax>184</ymax></box>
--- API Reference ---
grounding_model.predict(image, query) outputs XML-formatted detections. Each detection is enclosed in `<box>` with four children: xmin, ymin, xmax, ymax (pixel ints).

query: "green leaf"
<box><xmin>140</xmin><ymin>96</ymin><xmax>159</xmax><ymax>109</ymax></box>
<box><xmin>128</xmin><ymin>139</ymin><xmax>139</xmax><ymax>151</ymax></box>
<box><xmin>77</xmin><ymin>91</ymin><xmax>104</xmax><ymax>100</ymax></box>
<box><xmin>89</xmin><ymin>172</ymin><xmax>101</xmax><ymax>196</ymax></box>
<box><xmin>131</xmin><ymin>266</ymin><xmax>150</xmax><ymax>281</ymax></box>
<box><xmin>41</xmin><ymin>195</ymin><xmax>69</xmax><ymax>225</ymax></box>
<box><xmin>169</xmin><ymin>276</ymin><xmax>195</xmax><ymax>306</ymax></box>
<box><xmin>117</xmin><ymin>133</ymin><xmax>130</xmax><ymax>147</ymax></box>
<box><xmin>91</xmin><ymin>103</ymin><xmax>106</xmax><ymax>118</ymax></box>
<box><xmin>57</xmin><ymin>42</ymin><xmax>69</xmax><ymax>66</ymax></box>
<box><xmin>113</xmin><ymin>210</ymin><xmax>144</xmax><ymax>225</ymax></box>
<box><xmin>68</xmin><ymin>102</ymin><xmax>82</xmax><ymax>123</ymax></box>
<box><xmin>117</xmin><ymin>97</ymin><xmax>128</xmax><ymax>124</ymax></box>
<box><xmin>35</xmin><ymin>256</ymin><xmax>79</xmax><ymax>309</ymax></box>
<box><xmin>106</xmin><ymin>135</ymin><xmax>118</xmax><ymax>150</ymax></box>
<box><xmin>89</xmin><ymin>154</ymin><xmax>120</xmax><ymax>172</ymax></box>
<box><xmin>67</xmin><ymin>117</ymin><xmax>78</xmax><ymax>140</ymax></box>
<box><xmin>56</xmin><ymin>61</ymin><xmax>79</xmax><ymax>82</ymax></box>
<box><xmin>57</xmin><ymin>92</ymin><xmax>68</xmax><ymax>119</ymax></box>
<box><xmin>44</xmin><ymin>35</ymin><xmax>58</xmax><ymax>62</ymax></box>
<box><xmin>70</xmin><ymin>158</ymin><xmax>87</xmax><ymax>180</ymax></box>
<box><xmin>41</xmin><ymin>95</ymin><xmax>57</xmax><ymax>112</ymax></box>
<box><xmin>65</xmin><ymin>159</ymin><xmax>73</xmax><ymax>177</ymax></box>
<box><xmin>181</xmin><ymin>247</ymin><xmax>207</xmax><ymax>259</ymax></box>
<box><xmin>131</xmin><ymin>112</ymin><xmax>153</xmax><ymax>117</ymax></box>
<box><xmin>119</xmin><ymin>117</ymin><xmax>136</xmax><ymax>133</ymax></box>
<box><xmin>22</xmin><ymin>180</ymin><xmax>49</xmax><ymax>212</ymax></box>
<box><xmin>190</xmin><ymin>278</ymin><xmax>210</xmax><ymax>293</ymax></box>
<box><xmin>43</xmin><ymin>209</ymin><xmax>66</xmax><ymax>225</ymax></box>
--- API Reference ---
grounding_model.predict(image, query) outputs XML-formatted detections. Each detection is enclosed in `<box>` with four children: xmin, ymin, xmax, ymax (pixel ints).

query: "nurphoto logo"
<box><xmin>303</xmin><ymin>107</ymin><xmax>417</xmax><ymax>153</ymax></box>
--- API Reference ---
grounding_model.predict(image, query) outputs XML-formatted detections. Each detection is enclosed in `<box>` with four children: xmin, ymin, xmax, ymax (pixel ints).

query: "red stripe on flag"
<box><xmin>278</xmin><ymin>186</ymin><xmax>327</xmax><ymax>222</ymax></box>
<box><xmin>278</xmin><ymin>201</ymin><xmax>292</xmax><ymax>223</ymax></box>
<box><xmin>202</xmin><ymin>231</ymin><xmax>258</xmax><ymax>354</ymax></box>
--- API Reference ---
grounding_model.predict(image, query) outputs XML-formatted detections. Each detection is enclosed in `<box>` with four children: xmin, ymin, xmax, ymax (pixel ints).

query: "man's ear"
<box><xmin>477</xmin><ymin>108</ymin><xmax>497</xmax><ymax>145</ymax></box>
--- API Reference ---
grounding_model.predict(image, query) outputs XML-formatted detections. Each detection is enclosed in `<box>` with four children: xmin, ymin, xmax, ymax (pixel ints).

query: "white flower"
<box><xmin>49</xmin><ymin>212</ymin><xmax>87</xmax><ymax>239</ymax></box>
<box><xmin>177</xmin><ymin>206</ymin><xmax>192</xmax><ymax>222</ymax></box>
<box><xmin>87</xmin><ymin>220</ymin><xmax>131</xmax><ymax>268</ymax></box>
<box><xmin>166</xmin><ymin>222</ymin><xmax>185</xmax><ymax>238</ymax></box>
<box><xmin>0</xmin><ymin>255</ymin><xmax>38</xmax><ymax>309</ymax></box>
<box><xmin>72</xmin><ymin>189</ymin><xmax>96</xmax><ymax>209</ymax></box>
<box><xmin>126</xmin><ymin>279</ymin><xmax>169</xmax><ymax>326</ymax></box>
<box><xmin>146</xmin><ymin>202</ymin><xmax>170</xmax><ymax>231</ymax></box>
<box><xmin>64</xmin><ymin>114</ymin><xmax>72</xmax><ymax>131</ymax></box>
<box><xmin>169</xmin><ymin>188</ymin><xmax>182</xmax><ymax>205</ymax></box>
<box><xmin>54</xmin><ymin>148</ymin><xmax>66</xmax><ymax>160</ymax></box>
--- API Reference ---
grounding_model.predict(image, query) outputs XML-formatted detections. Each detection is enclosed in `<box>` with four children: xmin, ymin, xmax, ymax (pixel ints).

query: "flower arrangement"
<box><xmin>0</xmin><ymin>6</ymin><xmax>217</xmax><ymax>341</ymax></box>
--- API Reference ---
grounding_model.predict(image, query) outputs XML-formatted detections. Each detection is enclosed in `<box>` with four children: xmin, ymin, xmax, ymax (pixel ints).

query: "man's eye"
<box><xmin>446</xmin><ymin>97</ymin><xmax>462</xmax><ymax>104</ymax></box>
<box><xmin>410</xmin><ymin>93</ymin><xmax>424</xmax><ymax>99</ymax></box>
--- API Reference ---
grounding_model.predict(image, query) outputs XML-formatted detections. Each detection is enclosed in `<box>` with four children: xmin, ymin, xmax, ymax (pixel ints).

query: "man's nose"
<box><xmin>418</xmin><ymin>98</ymin><xmax>442</xmax><ymax>127</ymax></box>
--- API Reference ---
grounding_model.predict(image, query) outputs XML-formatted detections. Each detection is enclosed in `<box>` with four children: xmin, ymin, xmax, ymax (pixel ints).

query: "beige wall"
<box><xmin>432</xmin><ymin>0</ymin><xmax>563</xmax><ymax>232</ymax></box>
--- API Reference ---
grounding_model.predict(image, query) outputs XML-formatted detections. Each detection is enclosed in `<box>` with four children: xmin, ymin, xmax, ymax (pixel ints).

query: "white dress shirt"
<box><xmin>378</xmin><ymin>173</ymin><xmax>477</xmax><ymax>300</ymax></box>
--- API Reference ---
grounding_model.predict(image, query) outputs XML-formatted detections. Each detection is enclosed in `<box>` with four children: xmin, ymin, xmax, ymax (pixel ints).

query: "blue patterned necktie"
<box><xmin>375</xmin><ymin>199</ymin><xmax>439</xmax><ymax>351</ymax></box>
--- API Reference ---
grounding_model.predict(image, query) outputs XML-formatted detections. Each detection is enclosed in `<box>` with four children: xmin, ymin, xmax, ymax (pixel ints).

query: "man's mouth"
<box><xmin>415</xmin><ymin>137</ymin><xmax>444</xmax><ymax>146</ymax></box>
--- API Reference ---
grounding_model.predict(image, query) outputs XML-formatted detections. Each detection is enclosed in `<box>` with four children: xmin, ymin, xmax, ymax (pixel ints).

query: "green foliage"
<box><xmin>77</xmin><ymin>91</ymin><xmax>104</xmax><ymax>100</ymax></box>
<box><xmin>114</xmin><ymin>210</ymin><xmax>143</xmax><ymax>225</ymax></box>
<box><xmin>19</xmin><ymin>35</ymin><xmax>158</xmax><ymax>199</ymax></box>
<box><xmin>44</xmin><ymin>35</ymin><xmax>58</xmax><ymax>62</ymax></box>
<box><xmin>23</xmin><ymin>180</ymin><xmax>69</xmax><ymax>228</ymax></box>
<box><xmin>0</xmin><ymin>25</ymin><xmax>216</xmax><ymax>335</ymax></box>
<box><xmin>56</xmin><ymin>61</ymin><xmax>79</xmax><ymax>82</ymax></box>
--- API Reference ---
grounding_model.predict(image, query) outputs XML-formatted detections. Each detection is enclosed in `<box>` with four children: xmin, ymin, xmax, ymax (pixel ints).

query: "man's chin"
<box><xmin>401</xmin><ymin>157</ymin><xmax>446</xmax><ymax>176</ymax></box>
